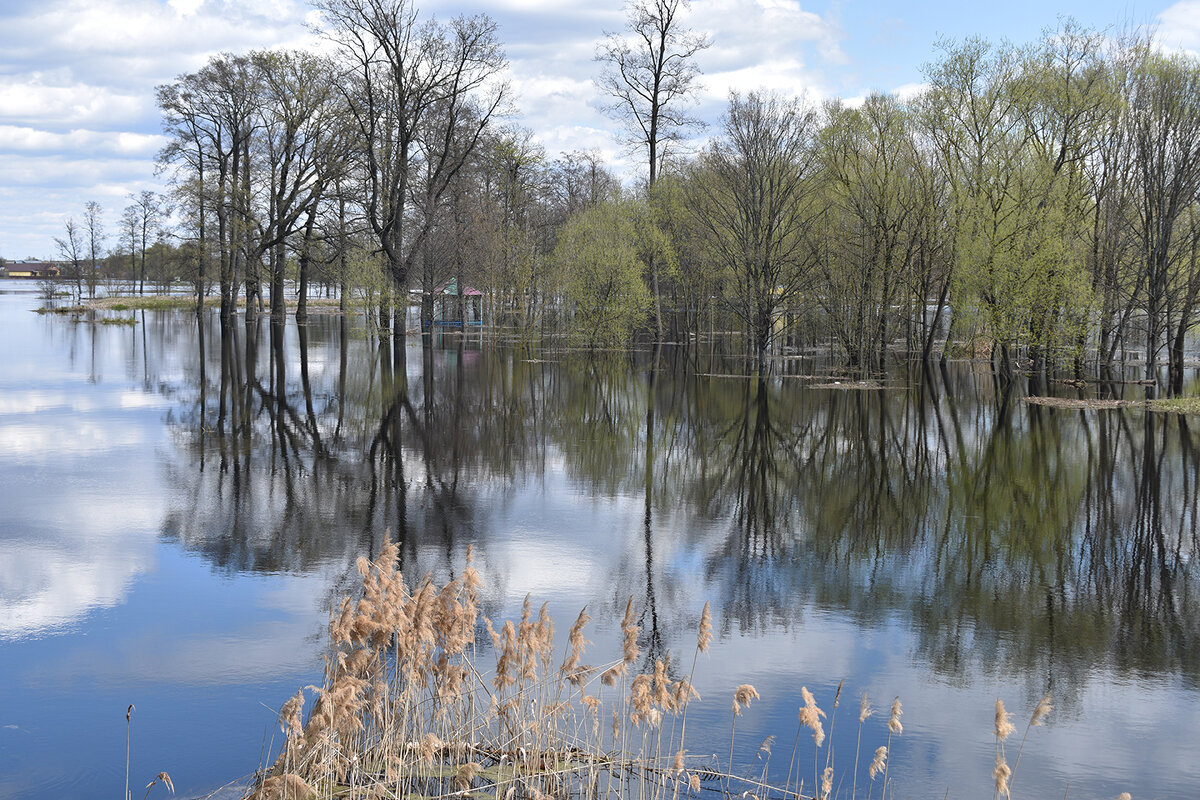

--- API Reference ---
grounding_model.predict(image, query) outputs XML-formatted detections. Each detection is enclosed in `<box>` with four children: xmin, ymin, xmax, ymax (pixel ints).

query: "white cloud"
<box><xmin>0</xmin><ymin>125</ymin><xmax>166</xmax><ymax>157</ymax></box>
<box><xmin>0</xmin><ymin>0</ymin><xmax>856</xmax><ymax>258</ymax></box>
<box><xmin>168</xmin><ymin>0</ymin><xmax>206</xmax><ymax>15</ymax></box>
<box><xmin>891</xmin><ymin>81</ymin><xmax>929</xmax><ymax>101</ymax></box>
<box><xmin>0</xmin><ymin>78</ymin><xmax>146</xmax><ymax>127</ymax></box>
<box><xmin>0</xmin><ymin>539</ymin><xmax>151</xmax><ymax>639</ymax></box>
<box><xmin>704</xmin><ymin>58</ymin><xmax>825</xmax><ymax>101</ymax></box>
<box><xmin>1158</xmin><ymin>1</ymin><xmax>1200</xmax><ymax>52</ymax></box>
<box><xmin>0</xmin><ymin>153</ymin><xmax>156</xmax><ymax>189</ymax></box>
<box><xmin>0</xmin><ymin>480</ymin><xmax>164</xmax><ymax>639</ymax></box>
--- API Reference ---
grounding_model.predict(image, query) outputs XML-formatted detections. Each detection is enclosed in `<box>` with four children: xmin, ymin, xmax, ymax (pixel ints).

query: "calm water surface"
<box><xmin>0</xmin><ymin>286</ymin><xmax>1198</xmax><ymax>799</ymax></box>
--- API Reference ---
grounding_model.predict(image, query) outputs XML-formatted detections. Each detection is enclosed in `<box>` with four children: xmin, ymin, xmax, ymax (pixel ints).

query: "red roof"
<box><xmin>431</xmin><ymin>278</ymin><xmax>482</xmax><ymax>296</ymax></box>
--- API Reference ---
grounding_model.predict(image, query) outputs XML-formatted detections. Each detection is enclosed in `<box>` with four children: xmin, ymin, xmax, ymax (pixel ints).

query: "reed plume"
<box><xmin>125</xmin><ymin>704</ymin><xmax>135</xmax><ymax>800</ymax></box>
<box><xmin>621</xmin><ymin>596</ymin><xmax>640</xmax><ymax>665</ymax></box>
<box><xmin>993</xmin><ymin>752</ymin><xmax>1011</xmax><ymax>798</ymax></box>
<box><xmin>887</xmin><ymin>697</ymin><xmax>902</xmax><ymax>736</ymax></box>
<box><xmin>882</xmin><ymin>697</ymin><xmax>902</xmax><ymax>795</ymax></box>
<box><xmin>799</xmin><ymin>686</ymin><xmax>826</xmax><ymax>747</ymax></box>
<box><xmin>728</xmin><ymin>684</ymin><xmax>759</xmax><ymax>792</ymax></box>
<box><xmin>697</xmin><ymin>602</ymin><xmax>713</xmax><ymax>653</ymax></box>
<box><xmin>797</xmin><ymin>687</ymin><xmax>827</xmax><ymax>800</ymax></box>
<box><xmin>852</xmin><ymin>693</ymin><xmax>874</xmax><ymax>800</ymax></box>
<box><xmin>246</xmin><ymin>537</ymin><xmax>943</xmax><ymax>800</ymax></box>
<box><xmin>868</xmin><ymin>746</ymin><xmax>886</xmax><ymax>779</ymax></box>
<box><xmin>732</xmin><ymin>684</ymin><xmax>760</xmax><ymax>716</ymax></box>
<box><xmin>994</xmin><ymin>700</ymin><xmax>1016</xmax><ymax>741</ymax></box>
<box><xmin>143</xmin><ymin>772</ymin><xmax>174</xmax><ymax>799</ymax></box>
<box><xmin>1030</xmin><ymin>693</ymin><xmax>1052</xmax><ymax>727</ymax></box>
<box><xmin>560</xmin><ymin>605</ymin><xmax>591</xmax><ymax>689</ymax></box>
<box><xmin>1009</xmin><ymin>692</ymin><xmax>1053</xmax><ymax>795</ymax></box>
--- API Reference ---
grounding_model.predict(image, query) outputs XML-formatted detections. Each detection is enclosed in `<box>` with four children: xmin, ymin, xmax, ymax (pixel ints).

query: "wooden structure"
<box><xmin>422</xmin><ymin>278</ymin><xmax>484</xmax><ymax>330</ymax></box>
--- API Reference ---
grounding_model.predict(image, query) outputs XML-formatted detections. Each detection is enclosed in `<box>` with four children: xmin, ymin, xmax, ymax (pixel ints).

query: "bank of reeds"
<box><xmin>245</xmin><ymin>542</ymin><xmax>1081</xmax><ymax>800</ymax></box>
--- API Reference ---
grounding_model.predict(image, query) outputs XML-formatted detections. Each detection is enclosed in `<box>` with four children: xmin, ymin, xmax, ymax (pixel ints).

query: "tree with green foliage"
<box><xmin>648</xmin><ymin>170</ymin><xmax>713</xmax><ymax>340</ymax></box>
<box><xmin>1125</xmin><ymin>46</ymin><xmax>1200</xmax><ymax>382</ymax></box>
<box><xmin>689</xmin><ymin>92</ymin><xmax>820</xmax><ymax>374</ymax></box>
<box><xmin>820</xmin><ymin>93</ymin><xmax>926</xmax><ymax>373</ymax></box>
<box><xmin>920</xmin><ymin>37</ymin><xmax>1034</xmax><ymax>370</ymax></box>
<box><xmin>555</xmin><ymin>200</ymin><xmax>652</xmax><ymax>349</ymax></box>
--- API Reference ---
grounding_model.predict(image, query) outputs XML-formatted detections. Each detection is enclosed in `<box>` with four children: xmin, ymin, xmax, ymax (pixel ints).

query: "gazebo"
<box><xmin>422</xmin><ymin>278</ymin><xmax>484</xmax><ymax>330</ymax></box>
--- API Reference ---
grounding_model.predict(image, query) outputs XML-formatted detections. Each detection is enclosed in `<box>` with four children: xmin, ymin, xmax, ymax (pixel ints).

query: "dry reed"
<box><xmin>999</xmin><ymin>692</ymin><xmax>1057</xmax><ymax>799</ymax></box>
<box><xmin>143</xmin><ymin>772</ymin><xmax>175</xmax><ymax>799</ymax></box>
<box><xmin>244</xmin><ymin>538</ymin><xmax>927</xmax><ymax>800</ymax></box>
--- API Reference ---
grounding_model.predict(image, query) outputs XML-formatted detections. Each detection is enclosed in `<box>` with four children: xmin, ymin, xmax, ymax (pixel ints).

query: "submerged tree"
<box><xmin>555</xmin><ymin>199</ymin><xmax>652</xmax><ymax>349</ymax></box>
<box><xmin>54</xmin><ymin>217</ymin><xmax>85</xmax><ymax>303</ymax></box>
<box><xmin>690</xmin><ymin>92</ymin><xmax>821</xmax><ymax>374</ymax></box>
<box><xmin>123</xmin><ymin>191</ymin><xmax>170</xmax><ymax>295</ymax></box>
<box><xmin>83</xmin><ymin>201</ymin><xmax>104</xmax><ymax>300</ymax></box>
<box><xmin>1125</xmin><ymin>47</ymin><xmax>1200</xmax><ymax>382</ymax></box>
<box><xmin>314</xmin><ymin>0</ymin><xmax>508</xmax><ymax>341</ymax></box>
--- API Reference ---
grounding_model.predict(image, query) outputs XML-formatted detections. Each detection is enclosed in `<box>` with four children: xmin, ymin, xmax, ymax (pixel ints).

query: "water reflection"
<box><xmin>10</xmin><ymin>294</ymin><xmax>1196</xmax><ymax>797</ymax></box>
<box><xmin>154</xmin><ymin>314</ymin><xmax>1200</xmax><ymax>696</ymax></box>
<box><xmin>0</xmin><ymin>324</ymin><xmax>167</xmax><ymax>639</ymax></box>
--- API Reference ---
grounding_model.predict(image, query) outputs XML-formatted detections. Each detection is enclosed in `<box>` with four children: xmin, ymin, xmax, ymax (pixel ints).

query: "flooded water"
<box><xmin>1</xmin><ymin>285</ymin><xmax>1198</xmax><ymax>799</ymax></box>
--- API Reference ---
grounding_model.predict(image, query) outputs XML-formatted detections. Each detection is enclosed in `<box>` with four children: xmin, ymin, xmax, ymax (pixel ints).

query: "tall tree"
<box><xmin>54</xmin><ymin>217</ymin><xmax>84</xmax><ymax>302</ymax></box>
<box><xmin>158</xmin><ymin>53</ymin><xmax>261</xmax><ymax>321</ymax></box>
<box><xmin>1126</xmin><ymin>47</ymin><xmax>1200</xmax><ymax>381</ymax></box>
<box><xmin>689</xmin><ymin>92</ymin><xmax>820</xmax><ymax>374</ymax></box>
<box><xmin>249</xmin><ymin>49</ymin><xmax>347</xmax><ymax>323</ymax></box>
<box><xmin>820</xmin><ymin>93</ymin><xmax>924</xmax><ymax>373</ymax></box>
<box><xmin>124</xmin><ymin>191</ymin><xmax>169</xmax><ymax>295</ymax></box>
<box><xmin>83</xmin><ymin>201</ymin><xmax>105</xmax><ymax>300</ymax></box>
<box><xmin>597</xmin><ymin>0</ymin><xmax>709</xmax><ymax>336</ymax></box>
<box><xmin>920</xmin><ymin>37</ymin><xmax>1034</xmax><ymax>372</ymax></box>
<box><xmin>314</xmin><ymin>0</ymin><xmax>507</xmax><ymax>341</ymax></box>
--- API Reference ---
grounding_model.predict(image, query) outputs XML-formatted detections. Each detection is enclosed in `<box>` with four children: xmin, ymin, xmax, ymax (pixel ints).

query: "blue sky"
<box><xmin>1</xmin><ymin>0</ymin><xmax>1197</xmax><ymax>260</ymax></box>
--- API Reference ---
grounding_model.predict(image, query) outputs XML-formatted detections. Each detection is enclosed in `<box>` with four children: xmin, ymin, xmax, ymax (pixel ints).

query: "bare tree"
<box><xmin>550</xmin><ymin>150</ymin><xmax>620</xmax><ymax>219</ymax></box>
<box><xmin>596</xmin><ymin>0</ymin><xmax>709</xmax><ymax>187</ymax></box>
<box><xmin>83</xmin><ymin>201</ymin><xmax>105</xmax><ymax>299</ymax></box>
<box><xmin>124</xmin><ymin>191</ymin><xmax>169</xmax><ymax>295</ymax></box>
<box><xmin>314</xmin><ymin>0</ymin><xmax>507</xmax><ymax>341</ymax></box>
<box><xmin>54</xmin><ymin>217</ymin><xmax>85</xmax><ymax>303</ymax></box>
<box><xmin>121</xmin><ymin>204</ymin><xmax>140</xmax><ymax>288</ymax></box>
<box><xmin>597</xmin><ymin>0</ymin><xmax>708</xmax><ymax>338</ymax></box>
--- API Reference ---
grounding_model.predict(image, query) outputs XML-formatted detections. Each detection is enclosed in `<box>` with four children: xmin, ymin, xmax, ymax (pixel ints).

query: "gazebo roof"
<box><xmin>431</xmin><ymin>278</ymin><xmax>482</xmax><ymax>296</ymax></box>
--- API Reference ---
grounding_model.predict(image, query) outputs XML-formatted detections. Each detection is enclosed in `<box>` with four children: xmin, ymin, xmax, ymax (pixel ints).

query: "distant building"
<box><xmin>2</xmin><ymin>260</ymin><xmax>61</xmax><ymax>278</ymax></box>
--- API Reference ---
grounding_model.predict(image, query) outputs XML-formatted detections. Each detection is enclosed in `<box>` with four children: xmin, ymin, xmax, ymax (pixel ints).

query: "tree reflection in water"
<box><xmin>158</xmin><ymin>311</ymin><xmax>1200</xmax><ymax>690</ymax></box>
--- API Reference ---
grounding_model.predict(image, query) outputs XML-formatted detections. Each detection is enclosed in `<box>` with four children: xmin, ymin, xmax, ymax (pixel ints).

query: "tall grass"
<box><xmin>245</xmin><ymin>541</ymin><xmax>1091</xmax><ymax>800</ymax></box>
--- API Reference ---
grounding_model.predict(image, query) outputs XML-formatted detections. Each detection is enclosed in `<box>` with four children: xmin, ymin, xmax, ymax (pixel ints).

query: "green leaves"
<box><xmin>555</xmin><ymin>200</ymin><xmax>653</xmax><ymax>349</ymax></box>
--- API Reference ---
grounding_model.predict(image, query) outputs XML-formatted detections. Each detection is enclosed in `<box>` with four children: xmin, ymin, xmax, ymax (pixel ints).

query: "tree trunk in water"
<box><xmin>270</xmin><ymin>243</ymin><xmax>286</xmax><ymax>324</ymax></box>
<box><xmin>1169</xmin><ymin>321</ymin><xmax>1187</xmax><ymax>396</ymax></box>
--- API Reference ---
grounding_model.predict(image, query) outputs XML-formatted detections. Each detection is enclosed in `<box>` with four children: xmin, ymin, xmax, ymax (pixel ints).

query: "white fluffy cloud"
<box><xmin>1158</xmin><ymin>1</ymin><xmax>1200</xmax><ymax>51</ymax></box>
<box><xmin>0</xmin><ymin>0</ymin><xmax>317</xmax><ymax>257</ymax></box>
<box><xmin>0</xmin><ymin>0</ymin><xmax>946</xmax><ymax>258</ymax></box>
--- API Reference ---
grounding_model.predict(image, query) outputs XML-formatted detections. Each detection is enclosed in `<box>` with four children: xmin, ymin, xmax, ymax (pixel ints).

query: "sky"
<box><xmin>1</xmin><ymin>0</ymin><xmax>1198</xmax><ymax>260</ymax></box>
